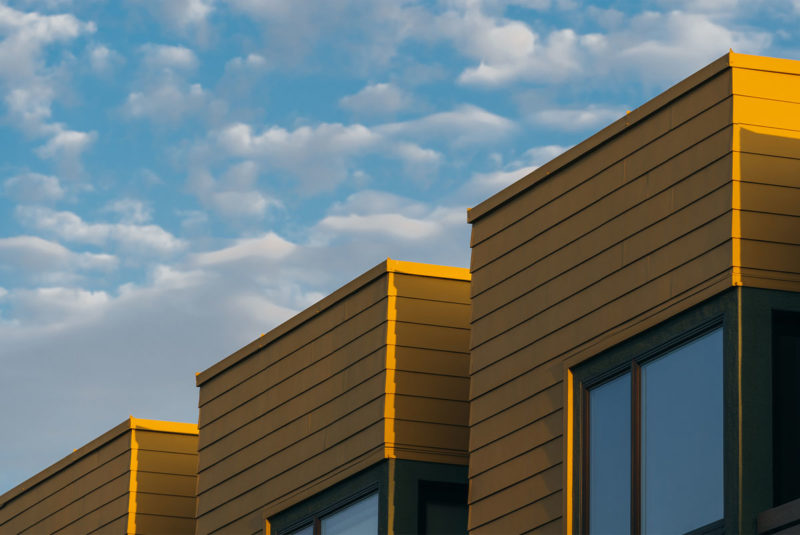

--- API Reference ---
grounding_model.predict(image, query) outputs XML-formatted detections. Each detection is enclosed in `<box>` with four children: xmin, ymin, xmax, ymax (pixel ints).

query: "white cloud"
<box><xmin>219</xmin><ymin>121</ymin><xmax>380</xmax><ymax>158</ymax></box>
<box><xmin>378</xmin><ymin>104</ymin><xmax>515</xmax><ymax>147</ymax></box>
<box><xmin>532</xmin><ymin>105</ymin><xmax>625</xmax><ymax>131</ymax></box>
<box><xmin>319</xmin><ymin>213</ymin><xmax>440</xmax><ymax>240</ymax></box>
<box><xmin>3</xmin><ymin>172</ymin><xmax>64</xmax><ymax>202</ymax></box>
<box><xmin>186</xmin><ymin>162</ymin><xmax>280</xmax><ymax>220</ymax></box>
<box><xmin>611</xmin><ymin>11</ymin><xmax>771</xmax><ymax>82</ymax></box>
<box><xmin>0</xmin><ymin>4</ymin><xmax>95</xmax><ymax>82</ymax></box>
<box><xmin>465</xmin><ymin>166</ymin><xmax>538</xmax><ymax>197</ymax></box>
<box><xmin>0</xmin><ymin>235</ymin><xmax>117</xmax><ymax>273</ymax></box>
<box><xmin>9</xmin><ymin>286</ymin><xmax>111</xmax><ymax>324</ymax></box>
<box><xmin>316</xmin><ymin>189</ymin><xmax>465</xmax><ymax>241</ymax></box>
<box><xmin>391</xmin><ymin>142</ymin><xmax>441</xmax><ymax>164</ymax></box>
<box><xmin>212</xmin><ymin>106</ymin><xmax>507</xmax><ymax>192</ymax></box>
<box><xmin>104</xmin><ymin>198</ymin><xmax>152</xmax><ymax>224</ymax></box>
<box><xmin>217</xmin><ymin>121</ymin><xmax>382</xmax><ymax>190</ymax></box>
<box><xmin>140</xmin><ymin>43</ymin><xmax>198</xmax><ymax>71</ymax></box>
<box><xmin>192</xmin><ymin>232</ymin><xmax>296</xmax><ymax>265</ymax></box>
<box><xmin>35</xmin><ymin>129</ymin><xmax>97</xmax><ymax>175</ymax></box>
<box><xmin>460</xmin><ymin>144</ymin><xmax>569</xmax><ymax>200</ymax></box>
<box><xmin>131</xmin><ymin>0</ymin><xmax>215</xmax><ymax>43</ymax></box>
<box><xmin>225</xmin><ymin>53</ymin><xmax>267</xmax><ymax>70</ymax></box>
<box><xmin>88</xmin><ymin>43</ymin><xmax>124</xmax><ymax>74</ymax></box>
<box><xmin>124</xmin><ymin>81</ymin><xmax>208</xmax><ymax>123</ymax></box>
<box><xmin>4</xmin><ymin>83</ymin><xmax>56</xmax><ymax>135</ymax></box>
<box><xmin>16</xmin><ymin>206</ymin><xmax>185</xmax><ymax>254</ymax></box>
<box><xmin>339</xmin><ymin>82</ymin><xmax>414</xmax><ymax>116</ymax></box>
<box><xmin>523</xmin><ymin>144</ymin><xmax>570</xmax><ymax>164</ymax></box>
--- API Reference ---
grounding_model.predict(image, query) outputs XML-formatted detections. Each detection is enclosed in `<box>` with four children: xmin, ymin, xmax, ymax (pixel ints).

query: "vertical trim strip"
<box><xmin>127</xmin><ymin>426</ymin><xmax>138</xmax><ymax>534</ymax></box>
<box><xmin>384</xmin><ymin>272</ymin><xmax>398</xmax><ymax>460</ymax></box>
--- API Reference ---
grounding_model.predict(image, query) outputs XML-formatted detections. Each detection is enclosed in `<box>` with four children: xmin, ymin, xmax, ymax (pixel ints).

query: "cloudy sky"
<box><xmin>0</xmin><ymin>0</ymin><xmax>794</xmax><ymax>494</ymax></box>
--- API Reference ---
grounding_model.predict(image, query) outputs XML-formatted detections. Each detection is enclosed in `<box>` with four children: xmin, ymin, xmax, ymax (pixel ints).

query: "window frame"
<box><xmin>280</xmin><ymin>487</ymin><xmax>379</xmax><ymax>535</ymax></box>
<box><xmin>568</xmin><ymin>289</ymin><xmax>739</xmax><ymax>534</ymax></box>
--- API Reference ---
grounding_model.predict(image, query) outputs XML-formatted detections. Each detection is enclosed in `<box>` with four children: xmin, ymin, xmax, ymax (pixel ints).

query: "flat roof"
<box><xmin>467</xmin><ymin>51</ymin><xmax>800</xmax><ymax>224</ymax></box>
<box><xmin>195</xmin><ymin>258</ymin><xmax>470</xmax><ymax>386</ymax></box>
<box><xmin>0</xmin><ymin>417</ymin><xmax>197</xmax><ymax>509</ymax></box>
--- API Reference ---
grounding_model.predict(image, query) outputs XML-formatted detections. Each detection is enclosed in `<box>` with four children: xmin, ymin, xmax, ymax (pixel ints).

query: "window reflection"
<box><xmin>320</xmin><ymin>492</ymin><xmax>378</xmax><ymax>535</ymax></box>
<box><xmin>586</xmin><ymin>327</ymin><xmax>723</xmax><ymax>535</ymax></box>
<box><xmin>589</xmin><ymin>373</ymin><xmax>631</xmax><ymax>535</ymax></box>
<box><xmin>641</xmin><ymin>329</ymin><xmax>723</xmax><ymax>534</ymax></box>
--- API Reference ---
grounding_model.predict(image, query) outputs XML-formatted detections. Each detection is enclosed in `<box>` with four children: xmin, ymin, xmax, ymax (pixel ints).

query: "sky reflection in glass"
<box><xmin>320</xmin><ymin>492</ymin><xmax>378</xmax><ymax>535</ymax></box>
<box><xmin>641</xmin><ymin>329</ymin><xmax>723</xmax><ymax>534</ymax></box>
<box><xmin>589</xmin><ymin>372</ymin><xmax>631</xmax><ymax>535</ymax></box>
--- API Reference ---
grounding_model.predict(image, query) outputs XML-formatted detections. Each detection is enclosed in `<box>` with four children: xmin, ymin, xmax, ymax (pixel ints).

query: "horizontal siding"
<box><xmin>133</xmin><ymin>513</ymin><xmax>195</xmax><ymax>534</ymax></box>
<box><xmin>88</xmin><ymin>514</ymin><xmax>128</xmax><ymax>534</ymax></box>
<box><xmin>0</xmin><ymin>434</ymin><xmax>131</xmax><ymax>534</ymax></box>
<box><xmin>198</xmin><ymin>365</ymin><xmax>385</xmax><ymax>480</ymax></box>
<box><xmin>470</xmin><ymin>464</ymin><xmax>562</xmax><ymax>530</ymax></box>
<box><xmin>135</xmin><ymin>491</ymin><xmax>195</xmax><ymax>519</ymax></box>
<box><xmin>199</xmin><ymin>298</ymin><xmax>389</xmax><ymax>432</ymax></box>
<box><xmin>196</xmin><ymin>274</ymin><xmax>391</xmax><ymax>535</ymax></box>
<box><xmin>470</xmin><ymin>69</ymin><xmax>732</xmax><ymax>248</ymax></box>
<box><xmin>194</xmin><ymin>266</ymin><xmax>471</xmax><ymax>534</ymax></box>
<box><xmin>135</xmin><ymin>471</ymin><xmax>196</xmax><ymax>497</ymax></box>
<box><xmin>0</xmin><ymin>432</ymin><xmax>130</xmax><ymax>525</ymax></box>
<box><xmin>388</xmin><ymin>275</ymin><xmax>472</xmax><ymax>465</ymax></box>
<box><xmin>198</xmin><ymin>275</ymin><xmax>389</xmax><ymax>406</ymax></box>
<box><xmin>470</xmin><ymin>437</ymin><xmax>562</xmax><ymax>503</ymax></box>
<box><xmin>392</xmin><ymin>272</ymin><xmax>471</xmax><ymax>304</ymax></box>
<box><xmin>470</xmin><ymin>409</ymin><xmax>562</xmax><ymax>479</ymax></box>
<box><xmin>471</xmin><ymin>492</ymin><xmax>562</xmax><ymax>534</ymax></box>
<box><xmin>468</xmin><ymin>69</ymin><xmax>739</xmax><ymax>532</ymax></box>
<box><xmin>393</xmin><ymin>345</ymin><xmax>469</xmax><ymax>377</ymax></box>
<box><xmin>471</xmin><ymin>97</ymin><xmax>732</xmax><ymax>276</ymax></box>
<box><xmin>734</xmin><ymin>115</ymin><xmax>800</xmax><ymax>293</ymax></box>
<box><xmin>197</xmin><ymin>424</ymin><xmax>385</xmax><ymax>534</ymax></box>
<box><xmin>0</xmin><ymin>451</ymin><xmax>130</xmax><ymax>534</ymax></box>
<box><xmin>134</xmin><ymin>429</ymin><xmax>197</xmax><ymax>455</ymax></box>
<box><xmin>199</xmin><ymin>394</ymin><xmax>384</xmax><ymax>499</ymax></box>
<box><xmin>24</xmin><ymin>474</ymin><xmax>129</xmax><ymax>534</ymax></box>
<box><xmin>129</xmin><ymin>428</ymin><xmax>199</xmax><ymax>535</ymax></box>
<box><xmin>51</xmin><ymin>494</ymin><xmax>129</xmax><ymax>535</ymax></box>
<box><xmin>733</xmin><ymin>67</ymin><xmax>800</xmax><ymax>104</ymax></box>
<box><xmin>471</xmin><ymin>218</ymin><xmax>732</xmax><ymax>399</ymax></box>
<box><xmin>471</xmin><ymin>132</ymin><xmax>733</xmax><ymax>319</ymax></box>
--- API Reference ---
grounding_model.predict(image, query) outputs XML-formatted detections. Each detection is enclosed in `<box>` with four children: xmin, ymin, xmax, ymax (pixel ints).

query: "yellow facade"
<box><xmin>0</xmin><ymin>417</ymin><xmax>198</xmax><ymax>534</ymax></box>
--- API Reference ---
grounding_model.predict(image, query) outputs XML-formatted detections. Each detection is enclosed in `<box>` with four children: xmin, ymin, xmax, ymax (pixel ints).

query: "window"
<box><xmin>582</xmin><ymin>327</ymin><xmax>724</xmax><ymax>534</ymax></box>
<box><xmin>417</xmin><ymin>481</ymin><xmax>468</xmax><ymax>535</ymax></box>
<box><xmin>773</xmin><ymin>310</ymin><xmax>800</xmax><ymax>507</ymax></box>
<box><xmin>284</xmin><ymin>492</ymin><xmax>378</xmax><ymax>535</ymax></box>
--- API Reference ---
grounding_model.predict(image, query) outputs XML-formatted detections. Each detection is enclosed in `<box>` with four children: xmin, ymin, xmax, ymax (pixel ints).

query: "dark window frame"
<box><xmin>280</xmin><ymin>486</ymin><xmax>379</xmax><ymax>535</ymax></box>
<box><xmin>569</xmin><ymin>288</ymin><xmax>739</xmax><ymax>534</ymax></box>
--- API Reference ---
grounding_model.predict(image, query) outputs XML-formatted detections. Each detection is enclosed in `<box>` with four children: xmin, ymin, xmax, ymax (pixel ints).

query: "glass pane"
<box><xmin>320</xmin><ymin>492</ymin><xmax>378</xmax><ymax>535</ymax></box>
<box><xmin>589</xmin><ymin>372</ymin><xmax>631</xmax><ymax>535</ymax></box>
<box><xmin>773</xmin><ymin>311</ymin><xmax>800</xmax><ymax>505</ymax></box>
<box><xmin>285</xmin><ymin>524</ymin><xmax>313</xmax><ymax>535</ymax></box>
<box><xmin>641</xmin><ymin>329</ymin><xmax>723</xmax><ymax>534</ymax></box>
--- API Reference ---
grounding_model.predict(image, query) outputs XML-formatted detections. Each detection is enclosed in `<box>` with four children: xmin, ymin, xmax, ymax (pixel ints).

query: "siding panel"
<box><xmin>195</xmin><ymin>262</ymin><xmax>471</xmax><ymax>534</ymax></box>
<box><xmin>467</xmin><ymin>62</ymin><xmax>743</xmax><ymax>531</ymax></box>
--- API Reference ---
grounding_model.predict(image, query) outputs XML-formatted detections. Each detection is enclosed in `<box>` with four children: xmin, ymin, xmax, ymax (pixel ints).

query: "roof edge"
<box><xmin>130</xmin><ymin>417</ymin><xmax>198</xmax><ymax>435</ymax></box>
<box><xmin>195</xmin><ymin>259</ymin><xmax>469</xmax><ymax>386</ymax></box>
<box><xmin>466</xmin><ymin>51</ymin><xmax>734</xmax><ymax>224</ymax></box>
<box><xmin>0</xmin><ymin>416</ymin><xmax>199</xmax><ymax>509</ymax></box>
<box><xmin>0</xmin><ymin>419</ymin><xmax>132</xmax><ymax>509</ymax></box>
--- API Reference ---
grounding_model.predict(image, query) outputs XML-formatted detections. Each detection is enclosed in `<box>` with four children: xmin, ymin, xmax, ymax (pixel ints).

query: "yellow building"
<box><xmin>4</xmin><ymin>51</ymin><xmax>800</xmax><ymax>535</ymax></box>
<box><xmin>0</xmin><ymin>417</ymin><xmax>198</xmax><ymax>534</ymax></box>
<box><xmin>194</xmin><ymin>259</ymin><xmax>472</xmax><ymax>534</ymax></box>
<box><xmin>466</xmin><ymin>51</ymin><xmax>800</xmax><ymax>533</ymax></box>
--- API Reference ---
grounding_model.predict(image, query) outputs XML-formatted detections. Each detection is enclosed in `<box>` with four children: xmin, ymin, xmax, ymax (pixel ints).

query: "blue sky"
<box><xmin>0</xmin><ymin>0</ymin><xmax>794</xmax><ymax>494</ymax></box>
